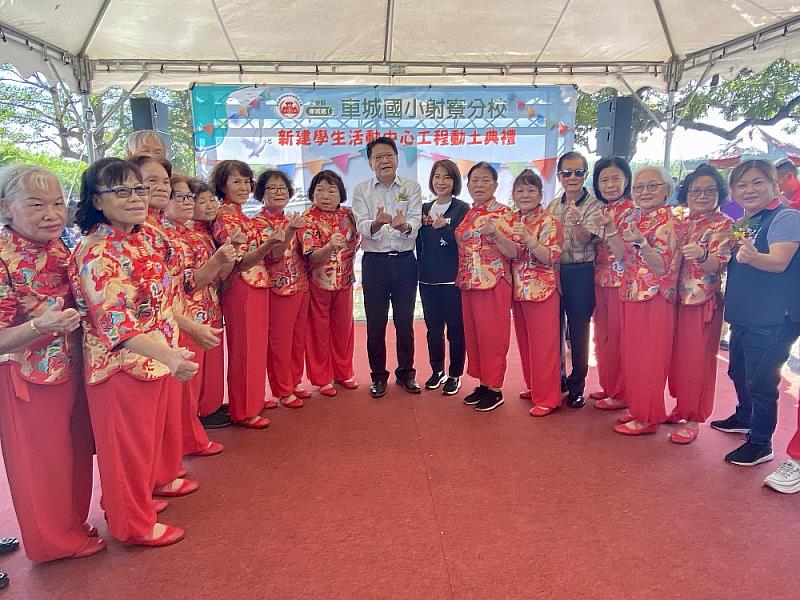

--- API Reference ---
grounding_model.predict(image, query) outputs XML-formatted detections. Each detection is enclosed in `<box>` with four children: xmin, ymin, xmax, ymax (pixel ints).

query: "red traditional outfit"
<box><xmin>455</xmin><ymin>200</ymin><xmax>519</xmax><ymax>388</ymax></box>
<box><xmin>511</xmin><ymin>206</ymin><xmax>564</xmax><ymax>409</ymax></box>
<box><xmin>592</xmin><ymin>197</ymin><xmax>635</xmax><ymax>403</ymax></box>
<box><xmin>0</xmin><ymin>227</ymin><xmax>94</xmax><ymax>563</ymax></box>
<box><xmin>70</xmin><ymin>222</ymin><xmax>179</xmax><ymax>541</ymax></box>
<box><xmin>618</xmin><ymin>206</ymin><xmax>685</xmax><ymax>427</ymax></box>
<box><xmin>252</xmin><ymin>207</ymin><xmax>310</xmax><ymax>401</ymax></box>
<box><xmin>668</xmin><ymin>210</ymin><xmax>732</xmax><ymax>422</ymax></box>
<box><xmin>213</xmin><ymin>202</ymin><xmax>271</xmax><ymax>422</ymax></box>
<box><xmin>300</xmin><ymin>205</ymin><xmax>359</xmax><ymax>386</ymax></box>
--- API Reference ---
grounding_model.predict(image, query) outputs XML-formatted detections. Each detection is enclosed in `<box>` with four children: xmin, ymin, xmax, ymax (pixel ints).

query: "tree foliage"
<box><xmin>0</xmin><ymin>65</ymin><xmax>195</xmax><ymax>174</ymax></box>
<box><xmin>575</xmin><ymin>59</ymin><xmax>800</xmax><ymax>153</ymax></box>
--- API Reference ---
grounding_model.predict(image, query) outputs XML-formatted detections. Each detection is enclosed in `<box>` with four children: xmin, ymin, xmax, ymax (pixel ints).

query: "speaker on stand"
<box><xmin>595</xmin><ymin>97</ymin><xmax>634</xmax><ymax>159</ymax></box>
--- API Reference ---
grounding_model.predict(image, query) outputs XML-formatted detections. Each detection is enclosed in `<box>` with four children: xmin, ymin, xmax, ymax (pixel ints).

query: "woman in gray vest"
<box><xmin>711</xmin><ymin>160</ymin><xmax>800</xmax><ymax>467</ymax></box>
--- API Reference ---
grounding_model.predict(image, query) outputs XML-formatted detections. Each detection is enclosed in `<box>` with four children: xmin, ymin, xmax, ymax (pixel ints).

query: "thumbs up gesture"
<box><xmin>374</xmin><ymin>206</ymin><xmax>392</xmax><ymax>227</ymax></box>
<box><xmin>31</xmin><ymin>297</ymin><xmax>81</xmax><ymax>335</ymax></box>
<box><xmin>391</xmin><ymin>209</ymin><xmax>408</xmax><ymax>231</ymax></box>
<box><xmin>478</xmin><ymin>218</ymin><xmax>498</xmax><ymax>240</ymax></box>
<box><xmin>736</xmin><ymin>237</ymin><xmax>759</xmax><ymax>264</ymax></box>
<box><xmin>213</xmin><ymin>238</ymin><xmax>238</xmax><ymax>265</ymax></box>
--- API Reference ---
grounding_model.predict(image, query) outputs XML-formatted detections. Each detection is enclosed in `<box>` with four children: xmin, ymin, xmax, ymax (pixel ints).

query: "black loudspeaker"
<box><xmin>596</xmin><ymin>97</ymin><xmax>634</xmax><ymax>158</ymax></box>
<box><xmin>130</xmin><ymin>97</ymin><xmax>169</xmax><ymax>132</ymax></box>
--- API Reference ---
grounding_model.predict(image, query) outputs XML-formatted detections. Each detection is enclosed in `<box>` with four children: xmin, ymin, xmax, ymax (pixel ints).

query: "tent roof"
<box><xmin>1</xmin><ymin>0</ymin><xmax>800</xmax><ymax>92</ymax></box>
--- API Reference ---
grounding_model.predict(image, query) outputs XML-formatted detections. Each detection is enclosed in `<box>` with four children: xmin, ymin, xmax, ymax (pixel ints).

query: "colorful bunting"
<box><xmin>402</xmin><ymin>146</ymin><xmax>419</xmax><ymax>166</ymax></box>
<box><xmin>507</xmin><ymin>162</ymin><xmax>529</xmax><ymax>178</ymax></box>
<box><xmin>532</xmin><ymin>158</ymin><xmax>557</xmax><ymax>180</ymax></box>
<box><xmin>558</xmin><ymin>122</ymin><xmax>570</xmax><ymax>135</ymax></box>
<box><xmin>330</xmin><ymin>153</ymin><xmax>353</xmax><ymax>173</ymax></box>
<box><xmin>455</xmin><ymin>159</ymin><xmax>475</xmax><ymax>175</ymax></box>
<box><xmin>202</xmin><ymin>124</ymin><xmax>214</xmax><ymax>135</ymax></box>
<box><xmin>278</xmin><ymin>163</ymin><xmax>297</xmax><ymax>179</ymax></box>
<box><xmin>304</xmin><ymin>159</ymin><xmax>325</xmax><ymax>176</ymax></box>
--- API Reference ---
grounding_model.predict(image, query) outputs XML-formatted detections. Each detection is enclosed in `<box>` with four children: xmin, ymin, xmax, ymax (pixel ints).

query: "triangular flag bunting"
<box><xmin>330</xmin><ymin>153</ymin><xmax>352</xmax><ymax>174</ymax></box>
<box><xmin>532</xmin><ymin>158</ymin><xmax>557</xmax><ymax>180</ymax></box>
<box><xmin>507</xmin><ymin>162</ymin><xmax>529</xmax><ymax>178</ymax></box>
<box><xmin>202</xmin><ymin>124</ymin><xmax>214</xmax><ymax>135</ymax></box>
<box><xmin>558</xmin><ymin>122</ymin><xmax>570</xmax><ymax>135</ymax></box>
<box><xmin>455</xmin><ymin>159</ymin><xmax>475</xmax><ymax>175</ymax></box>
<box><xmin>430</xmin><ymin>153</ymin><xmax>449</xmax><ymax>162</ymax></box>
<box><xmin>489</xmin><ymin>162</ymin><xmax>501</xmax><ymax>172</ymax></box>
<box><xmin>305</xmin><ymin>159</ymin><xmax>325</xmax><ymax>176</ymax></box>
<box><xmin>527</xmin><ymin>107</ymin><xmax>537</xmax><ymax>118</ymax></box>
<box><xmin>278</xmin><ymin>163</ymin><xmax>297</xmax><ymax>179</ymax></box>
<box><xmin>402</xmin><ymin>146</ymin><xmax>419</xmax><ymax>166</ymax></box>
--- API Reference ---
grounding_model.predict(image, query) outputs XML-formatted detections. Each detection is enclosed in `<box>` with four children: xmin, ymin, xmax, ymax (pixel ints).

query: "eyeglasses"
<box><xmin>266</xmin><ymin>186</ymin><xmax>289</xmax><ymax>194</ymax></box>
<box><xmin>172</xmin><ymin>192</ymin><xmax>196</xmax><ymax>203</ymax></box>
<box><xmin>559</xmin><ymin>169</ymin><xmax>587</xmax><ymax>178</ymax></box>
<box><xmin>688</xmin><ymin>188</ymin><xmax>718</xmax><ymax>198</ymax></box>
<box><xmin>96</xmin><ymin>186</ymin><xmax>150</xmax><ymax>198</ymax></box>
<box><xmin>632</xmin><ymin>182</ymin><xmax>667</xmax><ymax>193</ymax></box>
<box><xmin>372</xmin><ymin>153</ymin><xmax>397</xmax><ymax>163</ymax></box>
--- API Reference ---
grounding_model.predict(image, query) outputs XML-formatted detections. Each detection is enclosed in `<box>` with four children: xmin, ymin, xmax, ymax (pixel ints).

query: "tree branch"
<box><xmin>679</xmin><ymin>95</ymin><xmax>800</xmax><ymax>140</ymax></box>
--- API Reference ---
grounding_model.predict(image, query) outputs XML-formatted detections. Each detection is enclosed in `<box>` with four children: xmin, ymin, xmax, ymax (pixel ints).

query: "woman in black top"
<box><xmin>416</xmin><ymin>159</ymin><xmax>470</xmax><ymax>395</ymax></box>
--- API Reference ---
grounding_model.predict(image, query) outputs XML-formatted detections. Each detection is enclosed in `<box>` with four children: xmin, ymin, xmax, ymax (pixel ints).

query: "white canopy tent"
<box><xmin>2</xmin><ymin>0</ymin><xmax>800</xmax><ymax>162</ymax></box>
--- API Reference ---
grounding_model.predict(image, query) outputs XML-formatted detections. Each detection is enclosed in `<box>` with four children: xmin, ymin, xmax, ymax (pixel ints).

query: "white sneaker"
<box><xmin>764</xmin><ymin>458</ymin><xmax>800</xmax><ymax>494</ymax></box>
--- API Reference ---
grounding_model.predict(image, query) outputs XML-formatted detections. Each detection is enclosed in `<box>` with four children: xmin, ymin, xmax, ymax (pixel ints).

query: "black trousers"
<box><xmin>559</xmin><ymin>262</ymin><xmax>596</xmax><ymax>396</ymax></box>
<box><xmin>362</xmin><ymin>251</ymin><xmax>418</xmax><ymax>382</ymax></box>
<box><xmin>419</xmin><ymin>283</ymin><xmax>465</xmax><ymax>377</ymax></box>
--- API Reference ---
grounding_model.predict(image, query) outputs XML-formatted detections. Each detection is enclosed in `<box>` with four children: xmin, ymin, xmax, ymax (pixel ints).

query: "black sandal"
<box><xmin>0</xmin><ymin>572</ymin><xmax>8</xmax><ymax>590</ymax></box>
<box><xmin>0</xmin><ymin>538</ymin><xmax>19</xmax><ymax>555</ymax></box>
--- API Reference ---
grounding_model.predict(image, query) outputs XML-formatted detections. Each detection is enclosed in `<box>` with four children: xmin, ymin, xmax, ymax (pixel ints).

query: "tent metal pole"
<box><xmin>663</xmin><ymin>89</ymin><xmax>675</xmax><ymax>169</ymax></box>
<box><xmin>81</xmin><ymin>92</ymin><xmax>96</xmax><ymax>164</ymax></box>
<box><xmin>93</xmin><ymin>73</ymin><xmax>147</xmax><ymax>133</ymax></box>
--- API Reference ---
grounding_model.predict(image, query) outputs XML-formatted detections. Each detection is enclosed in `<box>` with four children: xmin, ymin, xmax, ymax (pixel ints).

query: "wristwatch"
<box><xmin>632</xmin><ymin>240</ymin><xmax>645</xmax><ymax>249</ymax></box>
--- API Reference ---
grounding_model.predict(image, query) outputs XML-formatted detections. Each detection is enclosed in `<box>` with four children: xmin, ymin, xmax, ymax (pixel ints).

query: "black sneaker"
<box><xmin>425</xmin><ymin>371</ymin><xmax>447</xmax><ymax>390</ymax></box>
<box><xmin>475</xmin><ymin>390</ymin><xmax>504</xmax><ymax>412</ymax></box>
<box><xmin>200</xmin><ymin>407</ymin><xmax>232</xmax><ymax>429</ymax></box>
<box><xmin>463</xmin><ymin>386</ymin><xmax>487</xmax><ymax>405</ymax></box>
<box><xmin>442</xmin><ymin>376</ymin><xmax>461</xmax><ymax>396</ymax></box>
<box><xmin>710</xmin><ymin>415</ymin><xmax>750</xmax><ymax>434</ymax></box>
<box><xmin>725</xmin><ymin>441</ymin><xmax>774</xmax><ymax>466</ymax></box>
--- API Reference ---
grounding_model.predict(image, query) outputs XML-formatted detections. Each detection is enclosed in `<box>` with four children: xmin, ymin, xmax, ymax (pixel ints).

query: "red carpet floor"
<box><xmin>2</xmin><ymin>321</ymin><xmax>800</xmax><ymax>599</ymax></box>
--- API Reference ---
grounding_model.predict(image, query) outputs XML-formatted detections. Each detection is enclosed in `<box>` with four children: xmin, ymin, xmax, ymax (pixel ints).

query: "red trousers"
<box><xmin>306</xmin><ymin>285</ymin><xmax>355</xmax><ymax>386</ymax></box>
<box><xmin>593</xmin><ymin>285</ymin><xmax>624</xmax><ymax>399</ymax></box>
<box><xmin>788</xmin><ymin>398</ymin><xmax>800</xmax><ymax>460</ymax></box>
<box><xmin>621</xmin><ymin>295</ymin><xmax>676</xmax><ymax>424</ymax></box>
<box><xmin>221</xmin><ymin>276</ymin><xmax>270</xmax><ymax>420</ymax></box>
<box><xmin>668</xmin><ymin>300</ymin><xmax>723</xmax><ymax>423</ymax></box>
<box><xmin>0</xmin><ymin>365</ymin><xmax>93</xmax><ymax>563</ymax></box>
<box><xmin>462</xmin><ymin>279</ymin><xmax>512</xmax><ymax>389</ymax></box>
<box><xmin>180</xmin><ymin>334</ymin><xmax>210</xmax><ymax>454</ymax></box>
<box><xmin>153</xmin><ymin>373</ymin><xmax>183</xmax><ymax>486</ymax></box>
<box><xmin>198</xmin><ymin>319</ymin><xmax>225</xmax><ymax>417</ymax></box>
<box><xmin>513</xmin><ymin>295</ymin><xmax>561</xmax><ymax>408</ymax></box>
<box><xmin>87</xmin><ymin>373</ymin><xmax>167</xmax><ymax>541</ymax></box>
<box><xmin>268</xmin><ymin>291</ymin><xmax>310</xmax><ymax>397</ymax></box>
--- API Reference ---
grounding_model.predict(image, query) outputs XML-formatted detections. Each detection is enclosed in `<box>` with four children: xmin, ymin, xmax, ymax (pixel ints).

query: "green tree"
<box><xmin>575</xmin><ymin>59</ymin><xmax>800</xmax><ymax>154</ymax></box>
<box><xmin>0</xmin><ymin>140</ymin><xmax>87</xmax><ymax>195</ymax></box>
<box><xmin>0</xmin><ymin>65</ymin><xmax>195</xmax><ymax>173</ymax></box>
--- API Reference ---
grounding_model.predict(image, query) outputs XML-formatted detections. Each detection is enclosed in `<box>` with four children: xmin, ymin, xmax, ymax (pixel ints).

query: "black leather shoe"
<box><xmin>199</xmin><ymin>407</ymin><xmax>232</xmax><ymax>430</ymax></box>
<box><xmin>397</xmin><ymin>379</ymin><xmax>421</xmax><ymax>394</ymax></box>
<box><xmin>370</xmin><ymin>381</ymin><xmax>387</xmax><ymax>398</ymax></box>
<box><xmin>0</xmin><ymin>571</ymin><xmax>8</xmax><ymax>590</ymax></box>
<box><xmin>566</xmin><ymin>392</ymin><xmax>585</xmax><ymax>409</ymax></box>
<box><xmin>0</xmin><ymin>538</ymin><xmax>19</xmax><ymax>556</ymax></box>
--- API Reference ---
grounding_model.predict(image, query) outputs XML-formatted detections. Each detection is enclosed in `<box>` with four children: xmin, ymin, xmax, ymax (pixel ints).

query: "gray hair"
<box><xmin>632</xmin><ymin>166</ymin><xmax>674</xmax><ymax>196</ymax></box>
<box><xmin>127</xmin><ymin>130</ymin><xmax>169</xmax><ymax>157</ymax></box>
<box><xmin>0</xmin><ymin>164</ymin><xmax>62</xmax><ymax>225</ymax></box>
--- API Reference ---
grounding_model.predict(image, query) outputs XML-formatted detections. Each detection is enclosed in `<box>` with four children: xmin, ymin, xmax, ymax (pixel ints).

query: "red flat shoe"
<box><xmin>519</xmin><ymin>390</ymin><xmax>532</xmax><ymax>400</ymax></box>
<box><xmin>589</xmin><ymin>390</ymin><xmax>609</xmax><ymax>400</ymax></box>
<box><xmin>264</xmin><ymin>399</ymin><xmax>279</xmax><ymax>410</ymax></box>
<box><xmin>70</xmin><ymin>537</ymin><xmax>106</xmax><ymax>559</ymax></box>
<box><xmin>293</xmin><ymin>387</ymin><xmax>312</xmax><ymax>399</ymax></box>
<box><xmin>153</xmin><ymin>478</ymin><xmax>200</xmax><ymax>498</ymax></box>
<box><xmin>233</xmin><ymin>416</ymin><xmax>270</xmax><ymax>429</ymax></box>
<box><xmin>614</xmin><ymin>420</ymin><xmax>658</xmax><ymax>436</ymax></box>
<box><xmin>152</xmin><ymin>499</ymin><xmax>169</xmax><ymax>514</ymax></box>
<box><xmin>320</xmin><ymin>384</ymin><xmax>337</xmax><ymax>397</ymax></box>
<box><xmin>83</xmin><ymin>524</ymin><xmax>98</xmax><ymax>537</ymax></box>
<box><xmin>529</xmin><ymin>405</ymin><xmax>555</xmax><ymax>417</ymax></box>
<box><xmin>192</xmin><ymin>441</ymin><xmax>224</xmax><ymax>457</ymax></box>
<box><xmin>281</xmin><ymin>395</ymin><xmax>304</xmax><ymax>409</ymax></box>
<box><xmin>617</xmin><ymin>411</ymin><xmax>635</xmax><ymax>424</ymax></box>
<box><xmin>665</xmin><ymin>409</ymin><xmax>683</xmax><ymax>424</ymax></box>
<box><xmin>128</xmin><ymin>525</ymin><xmax>185</xmax><ymax>548</ymax></box>
<box><xmin>669</xmin><ymin>426</ymin><xmax>699</xmax><ymax>445</ymax></box>
<box><xmin>595</xmin><ymin>397</ymin><xmax>628</xmax><ymax>411</ymax></box>
<box><xmin>336</xmin><ymin>378</ymin><xmax>359</xmax><ymax>390</ymax></box>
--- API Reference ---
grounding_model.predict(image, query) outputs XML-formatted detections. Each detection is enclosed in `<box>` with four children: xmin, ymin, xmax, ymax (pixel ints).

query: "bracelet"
<box><xmin>29</xmin><ymin>319</ymin><xmax>44</xmax><ymax>335</ymax></box>
<box><xmin>570</xmin><ymin>219</ymin><xmax>583</xmax><ymax>226</ymax></box>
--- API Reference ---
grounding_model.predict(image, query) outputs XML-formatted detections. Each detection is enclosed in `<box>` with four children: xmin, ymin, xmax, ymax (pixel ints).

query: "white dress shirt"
<box><xmin>352</xmin><ymin>175</ymin><xmax>422</xmax><ymax>253</ymax></box>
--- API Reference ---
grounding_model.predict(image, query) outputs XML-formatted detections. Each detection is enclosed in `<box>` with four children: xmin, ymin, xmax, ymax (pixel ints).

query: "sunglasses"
<box><xmin>559</xmin><ymin>169</ymin><xmax>587</xmax><ymax>178</ymax></box>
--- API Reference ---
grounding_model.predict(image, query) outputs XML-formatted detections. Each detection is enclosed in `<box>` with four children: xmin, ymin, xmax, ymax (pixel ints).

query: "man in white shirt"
<box><xmin>352</xmin><ymin>137</ymin><xmax>423</xmax><ymax>397</ymax></box>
